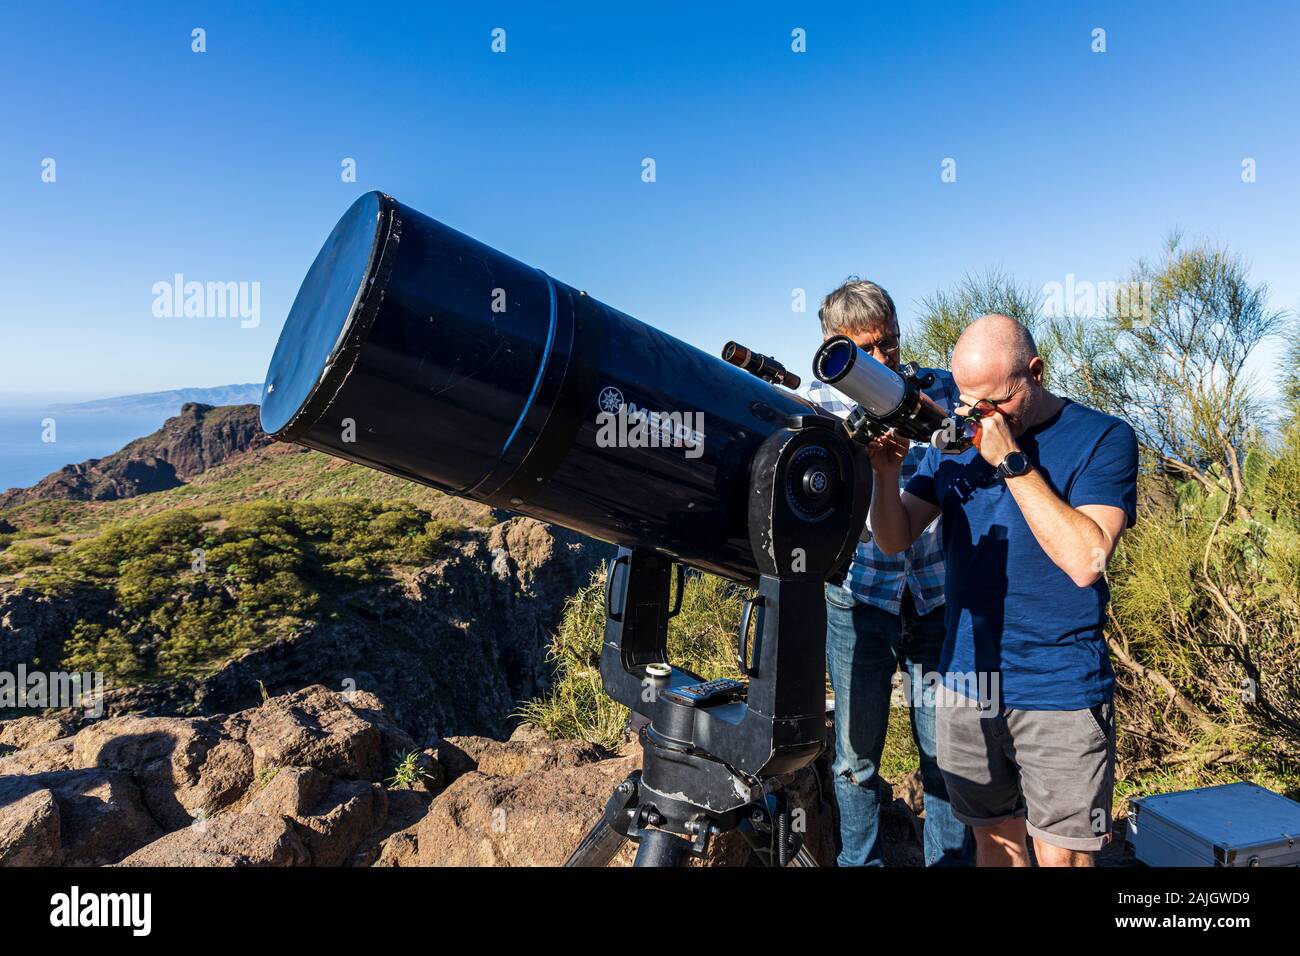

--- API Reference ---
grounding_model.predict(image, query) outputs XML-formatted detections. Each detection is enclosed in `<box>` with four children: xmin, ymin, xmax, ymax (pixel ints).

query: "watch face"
<box><xmin>1002</xmin><ymin>452</ymin><xmax>1028</xmax><ymax>476</ymax></box>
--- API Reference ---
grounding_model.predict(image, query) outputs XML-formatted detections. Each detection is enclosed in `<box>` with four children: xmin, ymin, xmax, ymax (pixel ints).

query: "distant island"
<box><xmin>50</xmin><ymin>384</ymin><xmax>264</xmax><ymax>416</ymax></box>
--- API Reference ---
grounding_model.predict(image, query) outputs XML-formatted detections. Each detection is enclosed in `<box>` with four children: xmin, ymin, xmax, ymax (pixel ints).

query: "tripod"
<box><xmin>566</xmin><ymin>768</ymin><xmax>819</xmax><ymax>867</ymax></box>
<box><xmin>565</xmin><ymin>417</ymin><xmax>866</xmax><ymax>867</ymax></box>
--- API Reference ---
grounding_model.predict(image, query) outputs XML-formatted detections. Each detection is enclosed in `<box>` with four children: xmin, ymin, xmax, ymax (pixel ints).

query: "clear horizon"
<box><xmin>0</xmin><ymin>384</ymin><xmax>262</xmax><ymax>404</ymax></box>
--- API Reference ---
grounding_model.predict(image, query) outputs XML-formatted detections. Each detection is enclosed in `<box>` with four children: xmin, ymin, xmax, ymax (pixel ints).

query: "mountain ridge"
<box><xmin>0</xmin><ymin>403</ymin><xmax>271</xmax><ymax>510</ymax></box>
<box><xmin>50</xmin><ymin>384</ymin><xmax>263</xmax><ymax>416</ymax></box>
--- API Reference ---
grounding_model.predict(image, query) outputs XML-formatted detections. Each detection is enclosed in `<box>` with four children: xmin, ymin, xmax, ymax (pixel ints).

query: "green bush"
<box><xmin>0</xmin><ymin>543</ymin><xmax>51</xmax><ymax>570</ymax></box>
<box><xmin>9</xmin><ymin>498</ymin><xmax>465</xmax><ymax>684</ymax></box>
<box><xmin>1107</xmin><ymin>432</ymin><xmax>1300</xmax><ymax>795</ymax></box>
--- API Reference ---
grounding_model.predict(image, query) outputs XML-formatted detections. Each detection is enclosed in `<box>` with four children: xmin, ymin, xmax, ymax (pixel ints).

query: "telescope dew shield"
<box><xmin>812</xmin><ymin>335</ymin><xmax>907</xmax><ymax>418</ymax></box>
<box><xmin>262</xmin><ymin>192</ymin><xmax>843</xmax><ymax>583</ymax></box>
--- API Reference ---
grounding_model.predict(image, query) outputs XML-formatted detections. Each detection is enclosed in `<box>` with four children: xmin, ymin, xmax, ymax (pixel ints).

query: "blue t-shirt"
<box><xmin>905</xmin><ymin>399</ymin><xmax>1138</xmax><ymax>710</ymax></box>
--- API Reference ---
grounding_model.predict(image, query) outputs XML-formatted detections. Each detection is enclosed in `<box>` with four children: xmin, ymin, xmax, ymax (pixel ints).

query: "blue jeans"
<box><xmin>825</xmin><ymin>584</ymin><xmax>974</xmax><ymax>867</ymax></box>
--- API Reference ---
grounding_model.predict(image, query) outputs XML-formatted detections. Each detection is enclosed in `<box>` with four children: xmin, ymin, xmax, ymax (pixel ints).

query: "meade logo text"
<box><xmin>595</xmin><ymin>386</ymin><xmax>704</xmax><ymax>459</ymax></box>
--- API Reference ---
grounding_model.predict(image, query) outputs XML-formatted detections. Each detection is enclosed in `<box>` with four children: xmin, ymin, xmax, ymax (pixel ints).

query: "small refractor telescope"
<box><xmin>812</xmin><ymin>335</ymin><xmax>976</xmax><ymax>454</ymax></box>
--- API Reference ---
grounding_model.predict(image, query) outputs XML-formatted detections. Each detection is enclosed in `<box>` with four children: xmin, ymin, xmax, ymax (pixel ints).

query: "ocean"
<box><xmin>0</xmin><ymin>403</ymin><xmax>173</xmax><ymax>495</ymax></box>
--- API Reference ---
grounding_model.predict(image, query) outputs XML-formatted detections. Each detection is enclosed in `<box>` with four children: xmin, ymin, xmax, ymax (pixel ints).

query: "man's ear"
<box><xmin>1028</xmin><ymin>355</ymin><xmax>1045</xmax><ymax>382</ymax></box>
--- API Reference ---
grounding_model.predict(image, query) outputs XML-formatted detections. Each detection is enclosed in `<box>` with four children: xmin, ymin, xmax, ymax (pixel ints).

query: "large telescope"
<box><xmin>261</xmin><ymin>192</ymin><xmax>869</xmax><ymax>865</ymax></box>
<box><xmin>262</xmin><ymin>192</ymin><xmax>864</xmax><ymax>584</ymax></box>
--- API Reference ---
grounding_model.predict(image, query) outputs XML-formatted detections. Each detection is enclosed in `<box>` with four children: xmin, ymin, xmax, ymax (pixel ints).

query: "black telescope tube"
<box><xmin>260</xmin><ymin>192</ymin><xmax>826</xmax><ymax>584</ymax></box>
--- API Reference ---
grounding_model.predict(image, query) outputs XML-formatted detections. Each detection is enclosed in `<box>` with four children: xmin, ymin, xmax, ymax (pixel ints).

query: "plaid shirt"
<box><xmin>803</xmin><ymin>367</ymin><xmax>959</xmax><ymax>616</ymax></box>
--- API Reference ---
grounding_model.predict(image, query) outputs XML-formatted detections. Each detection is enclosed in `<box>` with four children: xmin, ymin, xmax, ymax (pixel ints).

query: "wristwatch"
<box><xmin>997</xmin><ymin>451</ymin><xmax>1031</xmax><ymax>479</ymax></box>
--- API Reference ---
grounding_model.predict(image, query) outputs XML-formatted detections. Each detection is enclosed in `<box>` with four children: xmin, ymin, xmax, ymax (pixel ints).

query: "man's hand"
<box><xmin>976</xmin><ymin>415</ymin><xmax>1132</xmax><ymax>588</ymax></box>
<box><xmin>867</xmin><ymin>429</ymin><xmax>910</xmax><ymax>475</ymax></box>
<box><xmin>972</xmin><ymin>409</ymin><xmax>1019</xmax><ymax>468</ymax></box>
<box><xmin>864</xmin><ymin>428</ymin><xmax>941</xmax><ymax>555</ymax></box>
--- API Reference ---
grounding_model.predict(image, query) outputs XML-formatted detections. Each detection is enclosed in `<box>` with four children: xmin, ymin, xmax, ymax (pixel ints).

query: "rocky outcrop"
<box><xmin>0</xmin><ymin>685</ymin><xmax>403</xmax><ymax>866</ymax></box>
<box><xmin>0</xmin><ymin>685</ymin><xmax>867</xmax><ymax>868</ymax></box>
<box><xmin>2</xmin><ymin>456</ymin><xmax>182</xmax><ymax>506</ymax></box>
<box><xmin>431</xmin><ymin>732</ymin><xmax>609</xmax><ymax>781</ymax></box>
<box><xmin>0</xmin><ymin>786</ymin><xmax>60</xmax><ymax>865</ymax></box>
<box><xmin>242</xmin><ymin>687</ymin><xmax>383</xmax><ymax>782</ymax></box>
<box><xmin>119</xmin><ymin>813</ymin><xmax>313</xmax><ymax>867</ymax></box>
<box><xmin>182</xmin><ymin>516</ymin><xmax>606</xmax><ymax>741</ymax></box>
<box><xmin>120</xmin><ymin>768</ymin><xmax>389</xmax><ymax>868</ymax></box>
<box><xmin>68</xmin><ymin>715</ymin><xmax>254</xmax><ymax>829</ymax></box>
<box><xmin>0</xmin><ymin>769</ymin><xmax>162</xmax><ymax>866</ymax></box>
<box><xmin>0</xmin><ymin>712</ymin><xmax>84</xmax><ymax>749</ymax></box>
<box><xmin>415</xmin><ymin>748</ymin><xmax>643</xmax><ymax>866</ymax></box>
<box><xmin>0</xmin><ymin>403</ymin><xmax>269</xmax><ymax>508</ymax></box>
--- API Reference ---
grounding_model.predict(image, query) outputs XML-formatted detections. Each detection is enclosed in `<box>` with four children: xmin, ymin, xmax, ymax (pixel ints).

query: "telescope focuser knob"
<box><xmin>843</xmin><ymin>405</ymin><xmax>888</xmax><ymax>446</ymax></box>
<box><xmin>901</xmin><ymin>362</ymin><xmax>935</xmax><ymax>388</ymax></box>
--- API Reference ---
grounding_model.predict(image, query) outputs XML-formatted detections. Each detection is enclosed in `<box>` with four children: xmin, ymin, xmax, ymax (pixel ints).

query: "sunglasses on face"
<box><xmin>857</xmin><ymin>335</ymin><xmax>900</xmax><ymax>355</ymax></box>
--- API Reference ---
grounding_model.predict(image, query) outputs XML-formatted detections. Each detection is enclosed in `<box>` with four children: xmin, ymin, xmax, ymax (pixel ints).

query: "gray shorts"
<box><xmin>935</xmin><ymin>684</ymin><xmax>1116</xmax><ymax>852</ymax></box>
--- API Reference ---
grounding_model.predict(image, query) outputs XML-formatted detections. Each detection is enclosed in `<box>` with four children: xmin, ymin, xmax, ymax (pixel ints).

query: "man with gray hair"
<box><xmin>868</xmin><ymin>314</ymin><xmax>1138</xmax><ymax>866</ymax></box>
<box><xmin>804</xmin><ymin>278</ymin><xmax>972</xmax><ymax>867</ymax></box>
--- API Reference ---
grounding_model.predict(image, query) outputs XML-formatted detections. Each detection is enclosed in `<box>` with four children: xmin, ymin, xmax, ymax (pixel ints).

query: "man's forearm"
<box><xmin>868</xmin><ymin>469</ymin><xmax>912</xmax><ymax>554</ymax></box>
<box><xmin>1004</xmin><ymin>469</ymin><xmax>1110</xmax><ymax>587</ymax></box>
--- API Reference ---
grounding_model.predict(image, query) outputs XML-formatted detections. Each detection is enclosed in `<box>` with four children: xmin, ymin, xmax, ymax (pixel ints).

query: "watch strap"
<box><xmin>998</xmin><ymin>452</ymin><xmax>1028</xmax><ymax>478</ymax></box>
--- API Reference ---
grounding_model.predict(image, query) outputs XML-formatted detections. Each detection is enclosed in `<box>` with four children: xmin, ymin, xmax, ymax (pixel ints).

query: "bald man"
<box><xmin>868</xmin><ymin>314</ymin><xmax>1138</xmax><ymax>866</ymax></box>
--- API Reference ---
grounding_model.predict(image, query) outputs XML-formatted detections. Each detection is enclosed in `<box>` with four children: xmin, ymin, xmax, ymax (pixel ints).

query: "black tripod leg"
<box><xmin>633</xmin><ymin>828</ymin><xmax>693</xmax><ymax>867</ymax></box>
<box><xmin>564</xmin><ymin>816</ymin><xmax>626</xmax><ymax>867</ymax></box>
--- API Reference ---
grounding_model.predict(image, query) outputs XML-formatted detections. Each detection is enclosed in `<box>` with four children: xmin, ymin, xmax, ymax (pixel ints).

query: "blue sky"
<box><xmin>1</xmin><ymin>1</ymin><xmax>1296</xmax><ymax>399</ymax></box>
